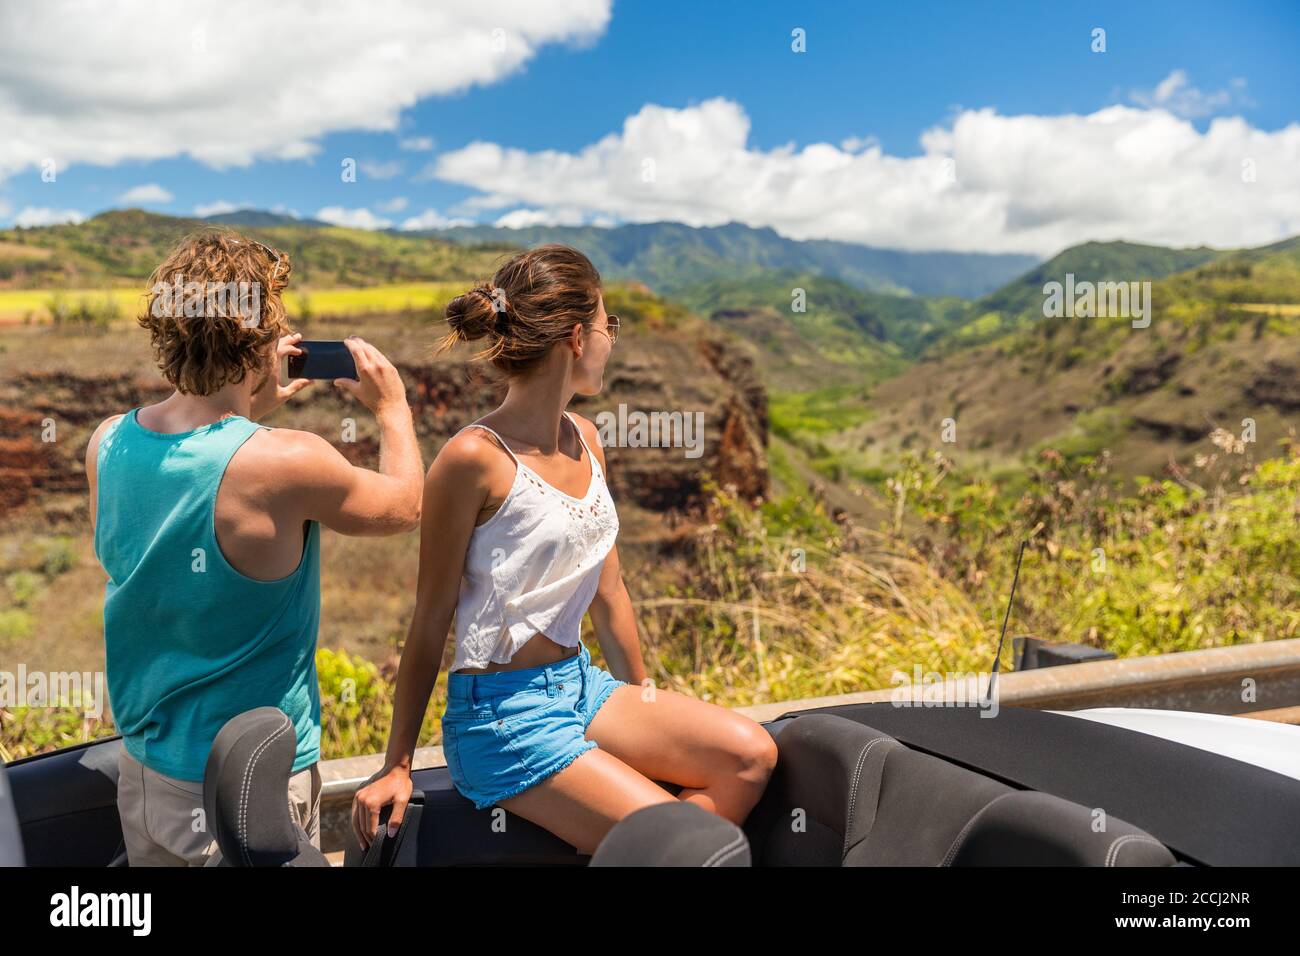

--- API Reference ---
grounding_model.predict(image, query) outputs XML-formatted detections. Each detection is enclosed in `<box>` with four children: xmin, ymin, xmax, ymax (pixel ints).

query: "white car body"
<box><xmin>1049</xmin><ymin>708</ymin><xmax>1300</xmax><ymax>782</ymax></box>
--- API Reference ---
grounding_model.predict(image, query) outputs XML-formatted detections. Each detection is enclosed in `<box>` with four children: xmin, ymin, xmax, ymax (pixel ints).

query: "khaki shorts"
<box><xmin>116</xmin><ymin>748</ymin><xmax>321</xmax><ymax>867</ymax></box>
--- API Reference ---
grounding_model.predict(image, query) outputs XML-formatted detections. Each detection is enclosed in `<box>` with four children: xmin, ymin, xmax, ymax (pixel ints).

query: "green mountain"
<box><xmin>945</xmin><ymin>240</ymin><xmax>1222</xmax><ymax>349</ymax></box>
<box><xmin>194</xmin><ymin>211</ymin><xmax>1038</xmax><ymax>300</ymax></box>
<box><xmin>204</xmin><ymin>208</ymin><xmax>331</xmax><ymax>228</ymax></box>
<box><xmin>678</xmin><ymin>269</ymin><xmax>970</xmax><ymax>358</ymax></box>
<box><xmin>796</xmin><ymin>236</ymin><xmax>1300</xmax><ymax>484</ymax></box>
<box><xmin>423</xmin><ymin>221</ymin><xmax>1037</xmax><ymax>299</ymax></box>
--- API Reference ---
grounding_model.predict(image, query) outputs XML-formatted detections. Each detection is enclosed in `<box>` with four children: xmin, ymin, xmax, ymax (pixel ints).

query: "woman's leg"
<box><xmin>495</xmin><ymin>748</ymin><xmax>678</xmax><ymax>855</ymax></box>
<box><xmin>585</xmin><ymin>685</ymin><xmax>778</xmax><ymax>826</ymax></box>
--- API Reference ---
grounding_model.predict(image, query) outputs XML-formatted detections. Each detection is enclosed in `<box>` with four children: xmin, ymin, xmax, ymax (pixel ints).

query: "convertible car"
<box><xmin>4</xmin><ymin>697</ymin><xmax>1299</xmax><ymax>867</ymax></box>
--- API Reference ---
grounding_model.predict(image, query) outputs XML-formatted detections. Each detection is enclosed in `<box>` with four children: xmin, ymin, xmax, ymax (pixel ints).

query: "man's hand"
<box><xmin>334</xmin><ymin>336</ymin><xmax>408</xmax><ymax>415</ymax></box>
<box><xmin>249</xmin><ymin>332</ymin><xmax>312</xmax><ymax>420</ymax></box>
<box><xmin>351</xmin><ymin>765</ymin><xmax>414</xmax><ymax>851</ymax></box>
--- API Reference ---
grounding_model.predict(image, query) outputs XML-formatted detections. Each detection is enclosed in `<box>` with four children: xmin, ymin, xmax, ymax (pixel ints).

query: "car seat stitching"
<box><xmin>1105</xmin><ymin>833</ymin><xmax>1165</xmax><ymax>867</ymax></box>
<box><xmin>841</xmin><ymin>736</ymin><xmax>894</xmax><ymax>862</ymax></box>
<box><xmin>939</xmin><ymin>791</ymin><xmax>1017</xmax><ymax>867</ymax></box>
<box><xmin>703</xmin><ymin>831</ymin><xmax>750</xmax><ymax>867</ymax></box>
<box><xmin>237</xmin><ymin>716</ymin><xmax>292</xmax><ymax>866</ymax></box>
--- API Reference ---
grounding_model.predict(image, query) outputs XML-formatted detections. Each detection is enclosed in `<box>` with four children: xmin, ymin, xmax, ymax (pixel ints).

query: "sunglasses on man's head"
<box><xmin>230</xmin><ymin>237</ymin><xmax>285</xmax><ymax>281</ymax></box>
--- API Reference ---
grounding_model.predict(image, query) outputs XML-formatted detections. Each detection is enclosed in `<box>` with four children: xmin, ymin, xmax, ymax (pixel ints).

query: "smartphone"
<box><xmin>287</xmin><ymin>340</ymin><xmax>358</xmax><ymax>380</ymax></box>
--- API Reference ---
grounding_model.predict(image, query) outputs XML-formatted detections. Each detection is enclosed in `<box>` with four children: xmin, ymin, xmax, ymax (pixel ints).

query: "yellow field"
<box><xmin>1237</xmin><ymin>302</ymin><xmax>1300</xmax><ymax>316</ymax></box>
<box><xmin>0</xmin><ymin>282</ymin><xmax>466</xmax><ymax>323</ymax></box>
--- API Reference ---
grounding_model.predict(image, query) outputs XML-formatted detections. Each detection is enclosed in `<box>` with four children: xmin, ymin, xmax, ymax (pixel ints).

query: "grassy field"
<box><xmin>0</xmin><ymin>282</ymin><xmax>470</xmax><ymax>324</ymax></box>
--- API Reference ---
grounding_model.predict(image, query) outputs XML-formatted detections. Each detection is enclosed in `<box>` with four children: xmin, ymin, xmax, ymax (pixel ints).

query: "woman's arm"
<box><xmin>572</xmin><ymin>413</ymin><xmax>649</xmax><ymax>685</ymax></box>
<box><xmin>350</xmin><ymin>433</ymin><xmax>495</xmax><ymax>849</ymax></box>
<box><xmin>588</xmin><ymin>543</ymin><xmax>648</xmax><ymax>685</ymax></box>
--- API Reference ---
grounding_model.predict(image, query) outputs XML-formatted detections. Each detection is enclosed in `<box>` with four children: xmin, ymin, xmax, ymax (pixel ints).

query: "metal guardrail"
<box><xmin>317</xmin><ymin>637</ymin><xmax>1300</xmax><ymax>852</ymax></box>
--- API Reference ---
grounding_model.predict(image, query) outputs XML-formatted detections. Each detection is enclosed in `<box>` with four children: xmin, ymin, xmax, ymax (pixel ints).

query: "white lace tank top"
<box><xmin>450</xmin><ymin>411</ymin><xmax>620</xmax><ymax>673</ymax></box>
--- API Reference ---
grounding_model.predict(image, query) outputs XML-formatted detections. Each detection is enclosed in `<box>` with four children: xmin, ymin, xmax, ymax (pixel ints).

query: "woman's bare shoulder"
<box><xmin>430</xmin><ymin>426</ymin><xmax>515</xmax><ymax>484</ymax></box>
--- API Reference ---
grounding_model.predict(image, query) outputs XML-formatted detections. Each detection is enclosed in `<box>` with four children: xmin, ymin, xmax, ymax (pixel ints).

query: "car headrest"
<box><xmin>0</xmin><ymin>762</ymin><xmax>24</xmax><ymax>867</ymax></box>
<box><xmin>589</xmin><ymin>801</ymin><xmax>751</xmax><ymax>866</ymax></box>
<box><xmin>203</xmin><ymin>707</ymin><xmax>327</xmax><ymax>867</ymax></box>
<box><xmin>945</xmin><ymin>790</ymin><xmax>1176</xmax><ymax>867</ymax></box>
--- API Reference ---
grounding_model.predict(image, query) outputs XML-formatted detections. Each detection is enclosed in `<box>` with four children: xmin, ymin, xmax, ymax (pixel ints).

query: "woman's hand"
<box><xmin>250</xmin><ymin>332</ymin><xmax>312</xmax><ymax>420</ymax></box>
<box><xmin>351</xmin><ymin>764</ymin><xmax>414</xmax><ymax>851</ymax></box>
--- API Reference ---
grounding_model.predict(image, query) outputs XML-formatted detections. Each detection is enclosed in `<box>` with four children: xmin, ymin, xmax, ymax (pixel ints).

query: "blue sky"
<box><xmin>1</xmin><ymin>0</ymin><xmax>1298</xmax><ymax>255</ymax></box>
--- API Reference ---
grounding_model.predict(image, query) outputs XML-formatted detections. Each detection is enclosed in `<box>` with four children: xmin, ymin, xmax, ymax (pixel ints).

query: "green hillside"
<box><xmin>678</xmin><ymin>269</ymin><xmax>970</xmax><ymax>357</ymax></box>
<box><xmin>0</xmin><ymin>209</ymin><xmax>511</xmax><ymax>289</ymax></box>
<box><xmin>945</xmin><ymin>240</ymin><xmax>1223</xmax><ymax>349</ymax></box>
<box><xmin>791</xmin><ymin>236</ymin><xmax>1300</xmax><ymax>490</ymax></box>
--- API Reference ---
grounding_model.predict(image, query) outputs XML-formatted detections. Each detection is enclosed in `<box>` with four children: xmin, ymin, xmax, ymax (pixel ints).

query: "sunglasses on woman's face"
<box><xmin>595</xmin><ymin>313</ymin><xmax>620</xmax><ymax>345</ymax></box>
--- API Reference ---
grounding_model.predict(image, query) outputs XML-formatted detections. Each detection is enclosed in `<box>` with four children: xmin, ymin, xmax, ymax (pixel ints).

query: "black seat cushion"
<box><xmin>748</xmin><ymin>713</ymin><xmax>1174</xmax><ymax>866</ymax></box>
<box><xmin>944</xmin><ymin>790</ymin><xmax>1175</xmax><ymax>866</ymax></box>
<box><xmin>203</xmin><ymin>707</ymin><xmax>327</xmax><ymax>867</ymax></box>
<box><xmin>745</xmin><ymin>713</ymin><xmax>912</xmax><ymax>865</ymax></box>
<box><xmin>590</xmin><ymin>801</ymin><xmax>751</xmax><ymax>866</ymax></box>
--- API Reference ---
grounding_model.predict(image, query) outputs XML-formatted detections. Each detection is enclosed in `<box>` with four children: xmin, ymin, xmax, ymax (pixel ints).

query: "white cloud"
<box><xmin>493</xmin><ymin>207</ymin><xmax>590</xmax><ymax>228</ymax></box>
<box><xmin>399</xmin><ymin>208</ymin><xmax>474</xmax><ymax>231</ymax></box>
<box><xmin>839</xmin><ymin>135</ymin><xmax>878</xmax><ymax>153</ymax></box>
<box><xmin>0</xmin><ymin>0</ymin><xmax>611</xmax><ymax>178</ymax></box>
<box><xmin>193</xmin><ymin>200</ymin><xmax>240</xmax><ymax>217</ymax></box>
<box><xmin>376</xmin><ymin>197</ymin><xmax>409</xmax><ymax>213</ymax></box>
<box><xmin>117</xmin><ymin>182</ymin><xmax>173</xmax><ymax>204</ymax></box>
<box><xmin>1130</xmin><ymin>70</ymin><xmax>1252</xmax><ymax>119</ymax></box>
<box><xmin>316</xmin><ymin>206</ymin><xmax>393</xmax><ymax>230</ymax></box>
<box><xmin>360</xmin><ymin>160</ymin><xmax>403</xmax><ymax>180</ymax></box>
<box><xmin>429</xmin><ymin>96</ymin><xmax>1300</xmax><ymax>256</ymax></box>
<box><xmin>398</xmin><ymin>136</ymin><xmax>435</xmax><ymax>152</ymax></box>
<box><xmin>15</xmin><ymin>206</ymin><xmax>85</xmax><ymax>227</ymax></box>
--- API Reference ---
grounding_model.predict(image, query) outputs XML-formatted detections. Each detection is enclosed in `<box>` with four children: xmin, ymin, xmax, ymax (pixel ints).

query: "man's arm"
<box><xmin>266</xmin><ymin>425</ymin><xmax>423</xmax><ymax>536</ymax></box>
<box><xmin>267</xmin><ymin>337</ymin><xmax>423</xmax><ymax>535</ymax></box>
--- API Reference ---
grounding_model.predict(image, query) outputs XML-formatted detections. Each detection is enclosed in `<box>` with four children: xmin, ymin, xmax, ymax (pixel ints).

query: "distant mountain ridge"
<box><xmin>204</xmin><ymin>209</ymin><xmax>331</xmax><ymax>228</ymax></box>
<box><xmin>201</xmin><ymin>212</ymin><xmax>1040</xmax><ymax>298</ymax></box>
<box><xmin>419</xmin><ymin>220</ymin><xmax>1039</xmax><ymax>300</ymax></box>
<box><xmin>2</xmin><ymin>205</ymin><xmax>1037</xmax><ymax>302</ymax></box>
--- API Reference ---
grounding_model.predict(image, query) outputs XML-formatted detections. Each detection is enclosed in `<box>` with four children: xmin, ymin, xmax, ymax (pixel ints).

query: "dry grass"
<box><xmin>629</xmin><ymin>491</ymin><xmax>996</xmax><ymax>707</ymax></box>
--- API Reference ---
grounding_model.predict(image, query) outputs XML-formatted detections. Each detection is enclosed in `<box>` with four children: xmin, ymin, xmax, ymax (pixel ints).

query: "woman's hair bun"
<box><xmin>445</xmin><ymin>285</ymin><xmax>501</xmax><ymax>342</ymax></box>
<box><xmin>436</xmin><ymin>245</ymin><xmax>601</xmax><ymax>375</ymax></box>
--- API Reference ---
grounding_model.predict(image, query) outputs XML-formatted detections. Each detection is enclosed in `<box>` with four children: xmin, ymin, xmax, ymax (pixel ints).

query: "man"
<box><xmin>85</xmin><ymin>230</ymin><xmax>424</xmax><ymax>865</ymax></box>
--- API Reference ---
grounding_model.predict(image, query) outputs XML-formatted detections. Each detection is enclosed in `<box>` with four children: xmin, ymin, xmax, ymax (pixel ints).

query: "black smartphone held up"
<box><xmin>287</xmin><ymin>340</ymin><xmax>359</xmax><ymax>381</ymax></box>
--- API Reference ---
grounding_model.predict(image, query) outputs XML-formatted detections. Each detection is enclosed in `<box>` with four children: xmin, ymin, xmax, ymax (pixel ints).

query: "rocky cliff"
<box><xmin>0</xmin><ymin>319</ymin><xmax>768</xmax><ymax>529</ymax></box>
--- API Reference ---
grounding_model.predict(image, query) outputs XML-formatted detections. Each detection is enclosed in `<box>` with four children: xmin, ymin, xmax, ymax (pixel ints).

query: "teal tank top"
<box><xmin>94</xmin><ymin>408</ymin><xmax>321</xmax><ymax>780</ymax></box>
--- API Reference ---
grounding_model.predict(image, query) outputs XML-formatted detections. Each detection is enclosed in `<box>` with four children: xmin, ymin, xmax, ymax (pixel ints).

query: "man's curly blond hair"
<box><xmin>139</xmin><ymin>229</ymin><xmax>292</xmax><ymax>395</ymax></box>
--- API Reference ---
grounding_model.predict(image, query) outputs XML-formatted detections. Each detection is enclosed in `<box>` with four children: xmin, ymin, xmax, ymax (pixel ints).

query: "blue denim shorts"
<box><xmin>441</xmin><ymin>641</ymin><xmax>627</xmax><ymax>810</ymax></box>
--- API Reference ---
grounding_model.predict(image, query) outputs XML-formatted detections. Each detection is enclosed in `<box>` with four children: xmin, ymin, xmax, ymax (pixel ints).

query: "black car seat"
<box><xmin>745</xmin><ymin>713</ymin><xmax>1175</xmax><ymax>866</ymax></box>
<box><xmin>589</xmin><ymin>800</ymin><xmax>751</xmax><ymax>866</ymax></box>
<box><xmin>203</xmin><ymin>708</ymin><xmax>328</xmax><ymax>867</ymax></box>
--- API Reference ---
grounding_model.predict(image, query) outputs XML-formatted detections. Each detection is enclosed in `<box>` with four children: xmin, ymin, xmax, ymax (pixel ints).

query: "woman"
<box><xmin>351</xmin><ymin>244</ymin><xmax>777</xmax><ymax>855</ymax></box>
